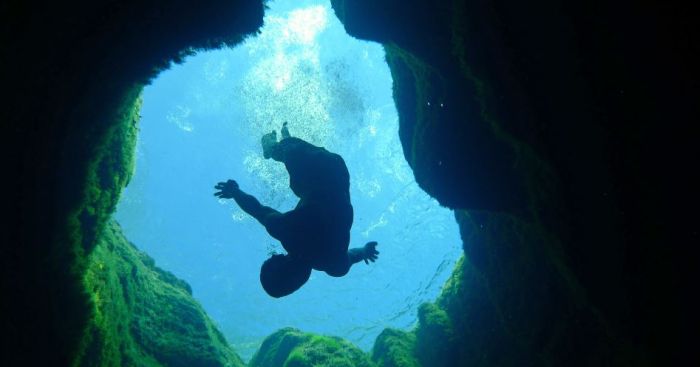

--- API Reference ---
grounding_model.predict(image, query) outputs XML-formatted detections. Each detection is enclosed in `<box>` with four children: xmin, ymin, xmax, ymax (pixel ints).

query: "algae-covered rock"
<box><xmin>414</xmin><ymin>303</ymin><xmax>454</xmax><ymax>366</ymax></box>
<box><xmin>76</xmin><ymin>221</ymin><xmax>244</xmax><ymax>367</ymax></box>
<box><xmin>332</xmin><ymin>0</ymin><xmax>698</xmax><ymax>366</ymax></box>
<box><xmin>2</xmin><ymin>1</ymin><xmax>265</xmax><ymax>364</ymax></box>
<box><xmin>3</xmin><ymin>0</ymin><xmax>693</xmax><ymax>364</ymax></box>
<box><xmin>250</xmin><ymin>327</ymin><xmax>374</xmax><ymax>367</ymax></box>
<box><xmin>371</xmin><ymin>329</ymin><xmax>420</xmax><ymax>367</ymax></box>
<box><xmin>249</xmin><ymin>328</ymin><xmax>310</xmax><ymax>367</ymax></box>
<box><xmin>331</xmin><ymin>0</ymin><xmax>528</xmax><ymax>212</ymax></box>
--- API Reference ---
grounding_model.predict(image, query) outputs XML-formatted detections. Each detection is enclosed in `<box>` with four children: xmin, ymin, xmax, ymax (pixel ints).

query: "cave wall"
<box><xmin>1</xmin><ymin>1</ymin><xmax>264</xmax><ymax>365</ymax></box>
<box><xmin>332</xmin><ymin>0</ymin><xmax>696</xmax><ymax>365</ymax></box>
<box><xmin>78</xmin><ymin>221</ymin><xmax>244</xmax><ymax>367</ymax></box>
<box><xmin>2</xmin><ymin>0</ymin><xmax>696</xmax><ymax>365</ymax></box>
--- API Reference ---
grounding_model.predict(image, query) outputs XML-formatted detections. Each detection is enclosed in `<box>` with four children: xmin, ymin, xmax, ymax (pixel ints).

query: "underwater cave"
<box><xmin>3</xmin><ymin>0</ymin><xmax>694</xmax><ymax>366</ymax></box>
<box><xmin>114</xmin><ymin>1</ymin><xmax>461</xmax><ymax>361</ymax></box>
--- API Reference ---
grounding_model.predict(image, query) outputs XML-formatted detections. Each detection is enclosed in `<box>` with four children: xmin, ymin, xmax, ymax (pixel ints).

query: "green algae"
<box><xmin>371</xmin><ymin>329</ymin><xmax>420</xmax><ymax>367</ymax></box>
<box><xmin>2</xmin><ymin>1</ymin><xmax>265</xmax><ymax>364</ymax></box>
<box><xmin>76</xmin><ymin>221</ymin><xmax>243</xmax><ymax>367</ymax></box>
<box><xmin>383</xmin><ymin>43</ymin><xmax>445</xmax><ymax>174</ymax></box>
<box><xmin>414</xmin><ymin>303</ymin><xmax>455</xmax><ymax>366</ymax></box>
<box><xmin>49</xmin><ymin>84</ymin><xmax>145</xmax><ymax>366</ymax></box>
<box><xmin>250</xmin><ymin>327</ymin><xmax>374</xmax><ymax>367</ymax></box>
<box><xmin>326</xmin><ymin>1</ymin><xmax>650</xmax><ymax>365</ymax></box>
<box><xmin>366</xmin><ymin>209</ymin><xmax>631</xmax><ymax>367</ymax></box>
<box><xmin>69</xmin><ymin>86</ymin><xmax>142</xmax><ymax>256</ymax></box>
<box><xmin>2</xmin><ymin>0</ymin><xmax>677</xmax><ymax>365</ymax></box>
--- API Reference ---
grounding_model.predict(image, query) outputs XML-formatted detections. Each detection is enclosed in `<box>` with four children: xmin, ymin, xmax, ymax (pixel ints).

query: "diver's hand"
<box><xmin>214</xmin><ymin>179</ymin><xmax>240</xmax><ymax>199</ymax></box>
<box><xmin>363</xmin><ymin>241</ymin><xmax>379</xmax><ymax>264</ymax></box>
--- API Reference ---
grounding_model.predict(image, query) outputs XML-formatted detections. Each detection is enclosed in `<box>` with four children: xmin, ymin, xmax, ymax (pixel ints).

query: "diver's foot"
<box><xmin>261</xmin><ymin>131</ymin><xmax>277</xmax><ymax>159</ymax></box>
<box><xmin>281</xmin><ymin>121</ymin><xmax>291</xmax><ymax>139</ymax></box>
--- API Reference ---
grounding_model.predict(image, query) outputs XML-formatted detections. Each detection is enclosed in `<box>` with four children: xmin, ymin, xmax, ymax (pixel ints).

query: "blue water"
<box><xmin>115</xmin><ymin>0</ymin><xmax>462</xmax><ymax>361</ymax></box>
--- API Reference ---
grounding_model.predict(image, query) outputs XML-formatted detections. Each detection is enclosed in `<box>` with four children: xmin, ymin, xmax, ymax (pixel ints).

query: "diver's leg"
<box><xmin>262</xmin><ymin>123</ymin><xmax>291</xmax><ymax>159</ymax></box>
<box><xmin>267</xmin><ymin>137</ymin><xmax>318</xmax><ymax>164</ymax></box>
<box><xmin>281</xmin><ymin>121</ymin><xmax>291</xmax><ymax>139</ymax></box>
<box><xmin>261</xmin><ymin>130</ymin><xmax>278</xmax><ymax>159</ymax></box>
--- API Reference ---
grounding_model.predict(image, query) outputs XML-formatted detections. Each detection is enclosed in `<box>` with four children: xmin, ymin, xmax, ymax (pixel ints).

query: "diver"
<box><xmin>214</xmin><ymin>122</ymin><xmax>379</xmax><ymax>298</ymax></box>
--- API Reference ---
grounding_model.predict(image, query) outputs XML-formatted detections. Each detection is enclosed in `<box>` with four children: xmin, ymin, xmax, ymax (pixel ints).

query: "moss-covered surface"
<box><xmin>2</xmin><ymin>1</ymin><xmax>264</xmax><ymax>365</ymax></box>
<box><xmin>383</xmin><ymin>38</ymin><xmax>527</xmax><ymax>212</ymax></box>
<box><xmin>249</xmin><ymin>327</ymin><xmax>374</xmax><ymax>367</ymax></box>
<box><xmin>334</xmin><ymin>0</ymin><xmax>528</xmax><ymax>212</ymax></box>
<box><xmin>331</xmin><ymin>0</ymin><xmax>692</xmax><ymax>364</ymax></box>
<box><xmin>413</xmin><ymin>303</ymin><xmax>455</xmax><ymax>366</ymax></box>
<box><xmin>363</xmin><ymin>210</ymin><xmax>638</xmax><ymax>367</ymax></box>
<box><xmin>371</xmin><ymin>329</ymin><xmax>419</xmax><ymax>367</ymax></box>
<box><xmin>75</xmin><ymin>221</ymin><xmax>244</xmax><ymax>367</ymax></box>
<box><xmin>3</xmin><ymin>0</ymin><xmax>695</xmax><ymax>365</ymax></box>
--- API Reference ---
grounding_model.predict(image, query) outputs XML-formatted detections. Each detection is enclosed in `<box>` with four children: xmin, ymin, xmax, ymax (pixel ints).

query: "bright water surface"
<box><xmin>115</xmin><ymin>0</ymin><xmax>462</xmax><ymax>361</ymax></box>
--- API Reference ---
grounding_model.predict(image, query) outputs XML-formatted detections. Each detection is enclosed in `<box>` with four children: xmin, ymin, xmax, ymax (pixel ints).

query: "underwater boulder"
<box><xmin>250</xmin><ymin>327</ymin><xmax>374</xmax><ymax>367</ymax></box>
<box><xmin>75</xmin><ymin>221</ymin><xmax>244</xmax><ymax>367</ymax></box>
<box><xmin>371</xmin><ymin>329</ymin><xmax>420</xmax><ymax>367</ymax></box>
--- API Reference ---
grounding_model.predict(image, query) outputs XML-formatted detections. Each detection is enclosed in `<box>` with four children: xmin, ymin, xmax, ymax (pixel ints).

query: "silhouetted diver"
<box><xmin>214</xmin><ymin>122</ymin><xmax>379</xmax><ymax>297</ymax></box>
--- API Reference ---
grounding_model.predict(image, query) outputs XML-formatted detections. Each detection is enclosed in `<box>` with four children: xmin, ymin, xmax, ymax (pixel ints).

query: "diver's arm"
<box><xmin>214</xmin><ymin>179</ymin><xmax>280</xmax><ymax>222</ymax></box>
<box><xmin>348</xmin><ymin>241</ymin><xmax>379</xmax><ymax>265</ymax></box>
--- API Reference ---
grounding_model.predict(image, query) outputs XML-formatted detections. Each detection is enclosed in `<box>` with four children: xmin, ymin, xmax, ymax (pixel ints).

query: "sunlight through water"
<box><xmin>115</xmin><ymin>0</ymin><xmax>462</xmax><ymax>361</ymax></box>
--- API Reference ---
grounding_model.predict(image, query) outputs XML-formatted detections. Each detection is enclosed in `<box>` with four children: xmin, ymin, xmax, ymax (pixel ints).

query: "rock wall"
<box><xmin>77</xmin><ymin>221</ymin><xmax>244</xmax><ymax>367</ymax></box>
<box><xmin>1</xmin><ymin>1</ymin><xmax>264</xmax><ymax>365</ymax></box>
<box><xmin>331</xmin><ymin>0</ymin><xmax>696</xmax><ymax>365</ymax></box>
<box><xmin>2</xmin><ymin>0</ymin><xmax>695</xmax><ymax>365</ymax></box>
<box><xmin>249</xmin><ymin>328</ymin><xmax>374</xmax><ymax>367</ymax></box>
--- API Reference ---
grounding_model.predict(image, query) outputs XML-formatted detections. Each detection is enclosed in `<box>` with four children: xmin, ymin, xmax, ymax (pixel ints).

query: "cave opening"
<box><xmin>113</xmin><ymin>0</ymin><xmax>462</xmax><ymax>361</ymax></box>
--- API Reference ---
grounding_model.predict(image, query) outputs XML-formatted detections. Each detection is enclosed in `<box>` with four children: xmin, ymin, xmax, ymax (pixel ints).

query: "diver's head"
<box><xmin>260</xmin><ymin>254</ymin><xmax>311</xmax><ymax>298</ymax></box>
